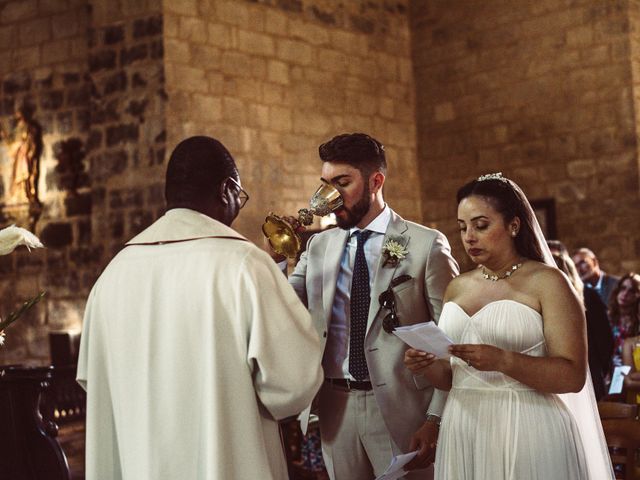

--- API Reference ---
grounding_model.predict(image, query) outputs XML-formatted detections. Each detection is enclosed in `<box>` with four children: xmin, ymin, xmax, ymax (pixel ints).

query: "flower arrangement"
<box><xmin>381</xmin><ymin>235</ymin><xmax>409</xmax><ymax>267</ymax></box>
<box><xmin>0</xmin><ymin>225</ymin><xmax>45</xmax><ymax>347</ymax></box>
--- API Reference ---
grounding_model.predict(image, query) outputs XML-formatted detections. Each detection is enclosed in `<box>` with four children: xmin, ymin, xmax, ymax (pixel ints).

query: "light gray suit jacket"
<box><xmin>289</xmin><ymin>208</ymin><xmax>459</xmax><ymax>451</ymax></box>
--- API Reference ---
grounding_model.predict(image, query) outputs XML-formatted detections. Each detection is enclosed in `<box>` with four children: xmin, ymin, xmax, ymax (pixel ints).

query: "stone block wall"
<box><xmin>86</xmin><ymin>12</ymin><xmax>167</xmax><ymax>260</ymax></box>
<box><xmin>0</xmin><ymin>0</ymin><xmax>166</xmax><ymax>365</ymax></box>
<box><xmin>0</xmin><ymin>0</ymin><xmax>94</xmax><ymax>364</ymax></box>
<box><xmin>410</xmin><ymin>0</ymin><xmax>640</xmax><ymax>274</ymax></box>
<box><xmin>163</xmin><ymin>0</ymin><xmax>422</xmax><ymax>242</ymax></box>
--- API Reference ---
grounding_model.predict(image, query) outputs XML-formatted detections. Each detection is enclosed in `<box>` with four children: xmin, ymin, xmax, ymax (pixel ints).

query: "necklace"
<box><xmin>481</xmin><ymin>262</ymin><xmax>523</xmax><ymax>281</ymax></box>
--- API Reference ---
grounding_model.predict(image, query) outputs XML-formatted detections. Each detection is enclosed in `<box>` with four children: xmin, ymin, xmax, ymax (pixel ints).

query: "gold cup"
<box><xmin>262</xmin><ymin>182</ymin><xmax>344</xmax><ymax>258</ymax></box>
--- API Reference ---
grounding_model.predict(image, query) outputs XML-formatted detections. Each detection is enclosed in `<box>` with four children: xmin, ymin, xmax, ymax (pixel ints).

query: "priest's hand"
<box><xmin>405</xmin><ymin>420</ymin><xmax>438</xmax><ymax>470</ymax></box>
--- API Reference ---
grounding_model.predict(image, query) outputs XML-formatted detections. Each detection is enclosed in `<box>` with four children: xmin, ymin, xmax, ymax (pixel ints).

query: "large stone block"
<box><xmin>207</xmin><ymin>22</ymin><xmax>233</xmax><ymax>49</ymax></box>
<box><xmin>222</xmin><ymin>97</ymin><xmax>247</xmax><ymax>124</ymax></box>
<box><xmin>192</xmin><ymin>94</ymin><xmax>223</xmax><ymax>122</ymax></box>
<box><xmin>166</xmin><ymin>63</ymin><xmax>208</xmax><ymax>92</ymax></box>
<box><xmin>288</xmin><ymin>18</ymin><xmax>328</xmax><ymax>46</ymax></box>
<box><xmin>276</xmin><ymin>39</ymin><xmax>313</xmax><ymax>65</ymax></box>
<box><xmin>40</xmin><ymin>222</ymin><xmax>73</xmax><ymax>248</ymax></box>
<box><xmin>180</xmin><ymin>16</ymin><xmax>207</xmax><ymax>43</ymax></box>
<box><xmin>164</xmin><ymin>0</ymin><xmax>198</xmax><ymax>16</ymax></box>
<box><xmin>0</xmin><ymin>0</ymin><xmax>38</xmax><ymax>23</ymax></box>
<box><xmin>19</xmin><ymin>17</ymin><xmax>50</xmax><ymax>46</ymax></box>
<box><xmin>11</xmin><ymin>45</ymin><xmax>40</xmax><ymax>69</ymax></box>
<box><xmin>267</xmin><ymin>60</ymin><xmax>289</xmax><ymax>85</ymax></box>
<box><xmin>165</xmin><ymin>38</ymin><xmax>191</xmax><ymax>63</ymax></box>
<box><xmin>237</xmin><ymin>29</ymin><xmax>274</xmax><ymax>56</ymax></box>
<box><xmin>52</xmin><ymin>11</ymin><xmax>80</xmax><ymax>39</ymax></box>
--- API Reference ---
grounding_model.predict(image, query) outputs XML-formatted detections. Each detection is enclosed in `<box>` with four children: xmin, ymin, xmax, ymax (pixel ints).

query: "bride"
<box><xmin>404</xmin><ymin>173</ymin><xmax>613</xmax><ymax>479</ymax></box>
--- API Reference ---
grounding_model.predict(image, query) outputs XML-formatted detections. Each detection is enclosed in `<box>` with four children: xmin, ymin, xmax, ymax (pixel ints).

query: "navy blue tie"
<box><xmin>349</xmin><ymin>230</ymin><xmax>373</xmax><ymax>380</ymax></box>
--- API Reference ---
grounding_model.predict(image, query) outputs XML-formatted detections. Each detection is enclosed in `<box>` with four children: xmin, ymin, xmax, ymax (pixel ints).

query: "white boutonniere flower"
<box><xmin>382</xmin><ymin>235</ymin><xmax>409</xmax><ymax>267</ymax></box>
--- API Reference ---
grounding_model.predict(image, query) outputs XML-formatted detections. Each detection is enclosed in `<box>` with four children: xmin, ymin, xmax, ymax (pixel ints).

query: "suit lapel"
<box><xmin>366</xmin><ymin>210</ymin><xmax>410</xmax><ymax>335</ymax></box>
<box><xmin>322</xmin><ymin>228</ymin><xmax>349</xmax><ymax>329</ymax></box>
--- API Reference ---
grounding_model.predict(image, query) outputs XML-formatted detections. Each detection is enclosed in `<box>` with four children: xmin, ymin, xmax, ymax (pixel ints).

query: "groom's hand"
<box><xmin>405</xmin><ymin>420</ymin><xmax>438</xmax><ymax>470</ymax></box>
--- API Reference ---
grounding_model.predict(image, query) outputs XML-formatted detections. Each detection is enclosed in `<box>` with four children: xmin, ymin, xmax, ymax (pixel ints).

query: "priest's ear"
<box><xmin>219</xmin><ymin>177</ymin><xmax>233</xmax><ymax>206</ymax></box>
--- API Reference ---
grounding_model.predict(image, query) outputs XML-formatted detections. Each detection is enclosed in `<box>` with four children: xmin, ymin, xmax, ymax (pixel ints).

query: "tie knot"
<box><xmin>354</xmin><ymin>230</ymin><xmax>372</xmax><ymax>245</ymax></box>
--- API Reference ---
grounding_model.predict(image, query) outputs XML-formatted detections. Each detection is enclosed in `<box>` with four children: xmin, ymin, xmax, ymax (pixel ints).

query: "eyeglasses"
<box><xmin>378</xmin><ymin>288</ymin><xmax>399</xmax><ymax>333</ymax></box>
<box><xmin>226</xmin><ymin>177</ymin><xmax>249</xmax><ymax>209</ymax></box>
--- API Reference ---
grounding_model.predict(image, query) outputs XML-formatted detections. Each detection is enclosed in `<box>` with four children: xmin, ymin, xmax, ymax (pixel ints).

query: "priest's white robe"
<box><xmin>77</xmin><ymin>208</ymin><xmax>324</xmax><ymax>480</ymax></box>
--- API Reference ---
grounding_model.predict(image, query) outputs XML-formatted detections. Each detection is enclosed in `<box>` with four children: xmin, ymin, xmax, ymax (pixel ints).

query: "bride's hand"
<box><xmin>449</xmin><ymin>344</ymin><xmax>506</xmax><ymax>371</ymax></box>
<box><xmin>404</xmin><ymin>348</ymin><xmax>437</xmax><ymax>374</ymax></box>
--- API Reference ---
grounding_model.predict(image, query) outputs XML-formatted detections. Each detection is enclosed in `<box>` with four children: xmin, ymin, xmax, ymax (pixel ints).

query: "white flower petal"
<box><xmin>0</xmin><ymin>225</ymin><xmax>44</xmax><ymax>255</ymax></box>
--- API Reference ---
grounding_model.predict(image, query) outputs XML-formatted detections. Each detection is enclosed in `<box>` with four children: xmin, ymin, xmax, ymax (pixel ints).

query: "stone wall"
<box><xmin>0</xmin><ymin>0</ymin><xmax>166</xmax><ymax>365</ymax></box>
<box><xmin>86</xmin><ymin>11</ymin><xmax>166</xmax><ymax>260</ymax></box>
<box><xmin>410</xmin><ymin>0</ymin><xmax>640</xmax><ymax>274</ymax></box>
<box><xmin>0</xmin><ymin>0</ymin><xmax>93</xmax><ymax>364</ymax></box>
<box><xmin>163</xmin><ymin>0</ymin><xmax>421</xmax><ymax>242</ymax></box>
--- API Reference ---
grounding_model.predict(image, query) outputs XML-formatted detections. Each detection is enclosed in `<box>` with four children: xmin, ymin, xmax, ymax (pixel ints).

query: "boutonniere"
<box><xmin>382</xmin><ymin>235</ymin><xmax>409</xmax><ymax>267</ymax></box>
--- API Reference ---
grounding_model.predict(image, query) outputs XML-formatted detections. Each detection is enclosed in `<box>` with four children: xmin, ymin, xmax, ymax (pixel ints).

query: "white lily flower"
<box><xmin>0</xmin><ymin>225</ymin><xmax>44</xmax><ymax>255</ymax></box>
<box><xmin>0</xmin><ymin>331</ymin><xmax>5</xmax><ymax>346</ymax></box>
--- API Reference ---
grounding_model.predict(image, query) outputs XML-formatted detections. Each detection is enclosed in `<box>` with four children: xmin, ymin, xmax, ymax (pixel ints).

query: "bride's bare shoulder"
<box><xmin>525</xmin><ymin>261</ymin><xmax>572</xmax><ymax>291</ymax></box>
<box><xmin>445</xmin><ymin>268</ymin><xmax>479</xmax><ymax>300</ymax></box>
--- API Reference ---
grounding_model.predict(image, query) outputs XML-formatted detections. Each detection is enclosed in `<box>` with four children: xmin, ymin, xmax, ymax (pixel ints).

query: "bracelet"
<box><xmin>425</xmin><ymin>413</ymin><xmax>441</xmax><ymax>426</ymax></box>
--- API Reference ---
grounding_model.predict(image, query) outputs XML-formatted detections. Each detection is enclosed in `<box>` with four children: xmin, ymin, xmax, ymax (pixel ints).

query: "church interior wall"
<box><xmin>410</xmin><ymin>0</ymin><xmax>640</xmax><ymax>274</ymax></box>
<box><xmin>0</xmin><ymin>0</ymin><xmax>638</xmax><ymax>366</ymax></box>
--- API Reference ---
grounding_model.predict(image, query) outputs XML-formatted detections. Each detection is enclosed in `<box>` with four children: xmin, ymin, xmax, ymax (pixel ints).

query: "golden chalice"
<box><xmin>262</xmin><ymin>182</ymin><xmax>344</xmax><ymax>258</ymax></box>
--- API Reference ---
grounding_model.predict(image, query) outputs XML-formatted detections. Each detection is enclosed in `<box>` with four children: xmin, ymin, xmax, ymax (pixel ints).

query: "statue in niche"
<box><xmin>0</xmin><ymin>101</ymin><xmax>43</xmax><ymax>228</ymax></box>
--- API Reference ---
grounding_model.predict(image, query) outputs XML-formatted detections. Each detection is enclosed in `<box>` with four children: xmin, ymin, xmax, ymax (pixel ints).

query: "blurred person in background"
<box><xmin>548</xmin><ymin>240</ymin><xmax>613</xmax><ymax>400</ymax></box>
<box><xmin>572</xmin><ymin>248</ymin><xmax>619</xmax><ymax>307</ymax></box>
<box><xmin>608</xmin><ymin>273</ymin><xmax>640</xmax><ymax>369</ymax></box>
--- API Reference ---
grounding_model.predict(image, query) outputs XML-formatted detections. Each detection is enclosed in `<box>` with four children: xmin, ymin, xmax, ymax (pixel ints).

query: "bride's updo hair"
<box><xmin>456</xmin><ymin>176</ymin><xmax>546</xmax><ymax>263</ymax></box>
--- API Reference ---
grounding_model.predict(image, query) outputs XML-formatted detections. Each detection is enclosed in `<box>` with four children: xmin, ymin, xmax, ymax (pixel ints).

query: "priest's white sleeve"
<box><xmin>239</xmin><ymin>248</ymin><xmax>323</xmax><ymax>420</ymax></box>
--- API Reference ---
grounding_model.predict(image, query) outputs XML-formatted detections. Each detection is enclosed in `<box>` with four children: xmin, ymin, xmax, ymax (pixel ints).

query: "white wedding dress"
<box><xmin>435</xmin><ymin>299</ymin><xmax>605</xmax><ymax>479</ymax></box>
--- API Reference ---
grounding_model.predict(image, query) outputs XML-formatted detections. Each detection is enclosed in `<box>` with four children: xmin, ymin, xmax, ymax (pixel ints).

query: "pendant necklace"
<box><xmin>481</xmin><ymin>261</ymin><xmax>523</xmax><ymax>281</ymax></box>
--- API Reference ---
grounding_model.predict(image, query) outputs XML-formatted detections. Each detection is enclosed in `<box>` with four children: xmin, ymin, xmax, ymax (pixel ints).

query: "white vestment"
<box><xmin>77</xmin><ymin>208</ymin><xmax>324</xmax><ymax>480</ymax></box>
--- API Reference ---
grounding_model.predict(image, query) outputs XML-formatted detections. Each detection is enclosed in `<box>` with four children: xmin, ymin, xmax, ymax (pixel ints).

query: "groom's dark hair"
<box><xmin>165</xmin><ymin>136</ymin><xmax>238</xmax><ymax>209</ymax></box>
<box><xmin>319</xmin><ymin>133</ymin><xmax>387</xmax><ymax>178</ymax></box>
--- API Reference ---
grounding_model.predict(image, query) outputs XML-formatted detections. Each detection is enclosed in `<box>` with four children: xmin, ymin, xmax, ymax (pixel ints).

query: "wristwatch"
<box><xmin>425</xmin><ymin>413</ymin><xmax>441</xmax><ymax>427</ymax></box>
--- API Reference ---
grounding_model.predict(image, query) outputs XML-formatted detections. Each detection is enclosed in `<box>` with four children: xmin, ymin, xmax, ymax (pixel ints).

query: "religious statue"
<box><xmin>0</xmin><ymin>102</ymin><xmax>43</xmax><ymax>227</ymax></box>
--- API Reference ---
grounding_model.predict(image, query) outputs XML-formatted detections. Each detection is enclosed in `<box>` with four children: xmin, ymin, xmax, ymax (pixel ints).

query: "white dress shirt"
<box><xmin>323</xmin><ymin>205</ymin><xmax>391</xmax><ymax>380</ymax></box>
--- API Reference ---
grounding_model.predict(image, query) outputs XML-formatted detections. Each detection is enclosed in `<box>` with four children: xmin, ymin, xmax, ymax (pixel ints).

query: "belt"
<box><xmin>325</xmin><ymin>378</ymin><xmax>373</xmax><ymax>391</ymax></box>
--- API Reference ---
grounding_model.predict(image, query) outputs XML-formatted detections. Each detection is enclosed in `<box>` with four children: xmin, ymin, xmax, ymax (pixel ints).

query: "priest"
<box><xmin>77</xmin><ymin>136</ymin><xmax>324</xmax><ymax>479</ymax></box>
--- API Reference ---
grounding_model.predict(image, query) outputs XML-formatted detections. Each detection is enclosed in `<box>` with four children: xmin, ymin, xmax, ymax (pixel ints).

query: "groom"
<box><xmin>287</xmin><ymin>133</ymin><xmax>459</xmax><ymax>479</ymax></box>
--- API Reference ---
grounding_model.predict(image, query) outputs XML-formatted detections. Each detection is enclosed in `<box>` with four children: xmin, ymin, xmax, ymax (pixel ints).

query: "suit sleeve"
<box><xmin>288</xmin><ymin>234</ymin><xmax>319</xmax><ymax>307</ymax></box>
<box><xmin>240</xmin><ymin>249</ymin><xmax>323</xmax><ymax>420</ymax></box>
<box><xmin>424</xmin><ymin>231</ymin><xmax>459</xmax><ymax>323</ymax></box>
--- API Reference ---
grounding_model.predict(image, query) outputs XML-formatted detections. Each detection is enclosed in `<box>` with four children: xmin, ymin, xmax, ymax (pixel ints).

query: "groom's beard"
<box><xmin>336</xmin><ymin>186</ymin><xmax>371</xmax><ymax>230</ymax></box>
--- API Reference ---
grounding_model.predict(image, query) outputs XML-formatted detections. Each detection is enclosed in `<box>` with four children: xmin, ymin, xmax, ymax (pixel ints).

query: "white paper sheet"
<box><xmin>608</xmin><ymin>365</ymin><xmax>631</xmax><ymax>395</ymax></box>
<box><xmin>375</xmin><ymin>450</ymin><xmax>419</xmax><ymax>480</ymax></box>
<box><xmin>393</xmin><ymin>321</ymin><xmax>453</xmax><ymax>359</ymax></box>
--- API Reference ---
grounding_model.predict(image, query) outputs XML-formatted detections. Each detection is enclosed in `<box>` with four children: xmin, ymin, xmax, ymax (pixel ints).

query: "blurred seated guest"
<box><xmin>608</xmin><ymin>273</ymin><xmax>640</xmax><ymax>369</ymax></box>
<box><xmin>622</xmin><ymin>333</ymin><xmax>640</xmax><ymax>404</ymax></box>
<box><xmin>572</xmin><ymin>248</ymin><xmax>619</xmax><ymax>307</ymax></box>
<box><xmin>548</xmin><ymin>240</ymin><xmax>613</xmax><ymax>400</ymax></box>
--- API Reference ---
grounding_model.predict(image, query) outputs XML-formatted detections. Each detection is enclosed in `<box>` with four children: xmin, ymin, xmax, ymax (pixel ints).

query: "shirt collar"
<box><xmin>349</xmin><ymin>204</ymin><xmax>390</xmax><ymax>237</ymax></box>
<box><xmin>594</xmin><ymin>273</ymin><xmax>604</xmax><ymax>291</ymax></box>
